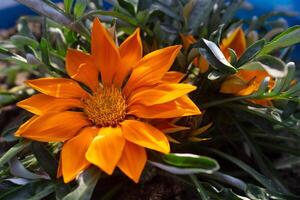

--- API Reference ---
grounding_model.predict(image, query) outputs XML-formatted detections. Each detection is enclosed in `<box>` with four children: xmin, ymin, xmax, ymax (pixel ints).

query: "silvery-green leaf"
<box><xmin>237</xmin><ymin>39</ymin><xmax>266</xmax><ymax>67</ymax></box>
<box><xmin>9</xmin><ymin>157</ymin><xmax>50</xmax><ymax>180</ymax></box>
<box><xmin>240</xmin><ymin>56</ymin><xmax>287</xmax><ymax>78</ymax></box>
<box><xmin>259</xmin><ymin>26</ymin><xmax>300</xmax><ymax>55</ymax></box>
<box><xmin>199</xmin><ymin>38</ymin><xmax>237</xmax><ymax>74</ymax></box>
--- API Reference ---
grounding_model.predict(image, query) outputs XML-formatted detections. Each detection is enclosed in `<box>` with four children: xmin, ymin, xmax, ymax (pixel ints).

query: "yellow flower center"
<box><xmin>82</xmin><ymin>86</ymin><xmax>127</xmax><ymax>127</ymax></box>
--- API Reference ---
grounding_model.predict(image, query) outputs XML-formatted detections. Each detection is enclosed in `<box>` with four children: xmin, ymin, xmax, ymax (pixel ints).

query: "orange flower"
<box><xmin>180</xmin><ymin>28</ymin><xmax>247</xmax><ymax>73</ymax></box>
<box><xmin>220</xmin><ymin>28</ymin><xmax>246</xmax><ymax>60</ymax></box>
<box><xmin>15</xmin><ymin>18</ymin><xmax>201</xmax><ymax>183</ymax></box>
<box><xmin>180</xmin><ymin>34</ymin><xmax>209</xmax><ymax>73</ymax></box>
<box><xmin>220</xmin><ymin>69</ymin><xmax>274</xmax><ymax>106</ymax></box>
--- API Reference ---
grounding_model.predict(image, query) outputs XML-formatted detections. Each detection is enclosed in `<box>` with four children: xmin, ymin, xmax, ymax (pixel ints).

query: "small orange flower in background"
<box><xmin>219</xmin><ymin>28</ymin><xmax>274</xmax><ymax>106</ymax></box>
<box><xmin>180</xmin><ymin>28</ymin><xmax>246</xmax><ymax>73</ymax></box>
<box><xmin>15</xmin><ymin>18</ymin><xmax>201</xmax><ymax>183</ymax></box>
<box><xmin>181</xmin><ymin>28</ymin><xmax>273</xmax><ymax>106</ymax></box>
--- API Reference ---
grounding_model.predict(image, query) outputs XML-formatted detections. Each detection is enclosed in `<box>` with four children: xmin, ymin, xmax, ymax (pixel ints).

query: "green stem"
<box><xmin>189</xmin><ymin>174</ymin><xmax>209</xmax><ymax>200</ymax></box>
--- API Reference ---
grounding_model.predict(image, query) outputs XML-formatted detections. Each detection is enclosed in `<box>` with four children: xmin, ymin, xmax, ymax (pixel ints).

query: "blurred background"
<box><xmin>0</xmin><ymin>0</ymin><xmax>299</xmax><ymax>62</ymax></box>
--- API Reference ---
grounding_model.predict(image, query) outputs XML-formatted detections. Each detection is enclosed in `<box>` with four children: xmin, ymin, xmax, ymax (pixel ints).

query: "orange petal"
<box><xmin>123</xmin><ymin>45</ymin><xmax>182</xmax><ymax>96</ymax></box>
<box><xmin>66</xmin><ymin>49</ymin><xmax>98</xmax><ymax>91</ymax></box>
<box><xmin>220</xmin><ymin>76</ymin><xmax>248</xmax><ymax>94</ymax></box>
<box><xmin>91</xmin><ymin>18</ymin><xmax>120</xmax><ymax>85</ymax></box>
<box><xmin>17</xmin><ymin>94</ymin><xmax>83</xmax><ymax>115</ymax></box>
<box><xmin>121</xmin><ymin>120</ymin><xmax>170</xmax><ymax>154</ymax></box>
<box><xmin>198</xmin><ymin>57</ymin><xmax>209</xmax><ymax>73</ymax></box>
<box><xmin>27</xmin><ymin>78</ymin><xmax>89</xmax><ymax>99</ymax></box>
<box><xmin>128</xmin><ymin>96</ymin><xmax>201</xmax><ymax>119</ymax></box>
<box><xmin>16</xmin><ymin>111</ymin><xmax>91</xmax><ymax>142</ymax></box>
<box><xmin>117</xmin><ymin>141</ymin><xmax>146</xmax><ymax>183</ymax></box>
<box><xmin>61</xmin><ymin>126</ymin><xmax>98</xmax><ymax>183</ymax></box>
<box><xmin>114</xmin><ymin>28</ymin><xmax>142</xmax><ymax>87</ymax></box>
<box><xmin>15</xmin><ymin>116</ymin><xmax>39</xmax><ymax>137</ymax></box>
<box><xmin>180</xmin><ymin>34</ymin><xmax>197</xmax><ymax>50</ymax></box>
<box><xmin>85</xmin><ymin>127</ymin><xmax>125</xmax><ymax>175</ymax></box>
<box><xmin>220</xmin><ymin>28</ymin><xmax>246</xmax><ymax>59</ymax></box>
<box><xmin>161</xmin><ymin>71</ymin><xmax>185</xmax><ymax>83</ymax></box>
<box><xmin>128</xmin><ymin>83</ymin><xmax>196</xmax><ymax>106</ymax></box>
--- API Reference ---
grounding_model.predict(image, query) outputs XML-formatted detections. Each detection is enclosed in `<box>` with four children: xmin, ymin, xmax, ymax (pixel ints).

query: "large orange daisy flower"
<box><xmin>15</xmin><ymin>18</ymin><xmax>201</xmax><ymax>183</ymax></box>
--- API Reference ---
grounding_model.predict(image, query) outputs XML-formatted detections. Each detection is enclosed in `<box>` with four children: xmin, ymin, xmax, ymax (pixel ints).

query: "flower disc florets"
<box><xmin>82</xmin><ymin>86</ymin><xmax>127</xmax><ymax>127</ymax></box>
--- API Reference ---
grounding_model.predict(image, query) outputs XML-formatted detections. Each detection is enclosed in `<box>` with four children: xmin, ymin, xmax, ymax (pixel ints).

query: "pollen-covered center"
<box><xmin>82</xmin><ymin>86</ymin><xmax>127</xmax><ymax>127</ymax></box>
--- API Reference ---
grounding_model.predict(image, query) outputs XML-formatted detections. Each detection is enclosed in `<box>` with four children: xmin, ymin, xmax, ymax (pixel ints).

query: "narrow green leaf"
<box><xmin>189</xmin><ymin>174</ymin><xmax>209</xmax><ymax>200</ymax></box>
<box><xmin>10</xmin><ymin>35</ymin><xmax>39</xmax><ymax>50</ymax></box>
<box><xmin>0</xmin><ymin>180</ymin><xmax>56</xmax><ymax>200</ymax></box>
<box><xmin>259</xmin><ymin>26</ymin><xmax>300</xmax><ymax>55</ymax></box>
<box><xmin>230</xmin><ymin>115</ymin><xmax>290</xmax><ymax>194</ymax></box>
<box><xmin>0</xmin><ymin>141</ymin><xmax>30</xmax><ymax>167</ymax></box>
<box><xmin>209</xmin><ymin>24</ymin><xmax>224</xmax><ymax>45</ymax></box>
<box><xmin>74</xmin><ymin>0</ymin><xmax>88</xmax><ymax>18</ymax></box>
<box><xmin>118</xmin><ymin>0</ymin><xmax>136</xmax><ymax>16</ymax></box>
<box><xmin>228</xmin><ymin>48</ymin><xmax>237</xmax><ymax>65</ymax></box>
<box><xmin>207</xmin><ymin>148</ymin><xmax>279</xmax><ymax>191</ymax></box>
<box><xmin>31</xmin><ymin>142</ymin><xmax>58</xmax><ymax>179</ymax></box>
<box><xmin>188</xmin><ymin>0</ymin><xmax>213</xmax><ymax>32</ymax></box>
<box><xmin>237</xmin><ymin>39</ymin><xmax>266</xmax><ymax>67</ymax></box>
<box><xmin>64</xmin><ymin>0</ymin><xmax>74</xmax><ymax>14</ymax></box>
<box><xmin>63</xmin><ymin>166</ymin><xmax>101</xmax><ymax>200</ymax></box>
<box><xmin>151</xmin><ymin>1</ymin><xmax>182</xmax><ymax>21</ymax></box>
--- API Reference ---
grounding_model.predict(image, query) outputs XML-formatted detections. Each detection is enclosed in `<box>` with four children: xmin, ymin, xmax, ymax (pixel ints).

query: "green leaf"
<box><xmin>220</xmin><ymin>0</ymin><xmax>243</xmax><ymax>25</ymax></box>
<box><xmin>137</xmin><ymin>0</ymin><xmax>152</xmax><ymax>11</ymax></box>
<box><xmin>80</xmin><ymin>10</ymin><xmax>138</xmax><ymax>26</ymax></box>
<box><xmin>31</xmin><ymin>142</ymin><xmax>58</xmax><ymax>179</ymax></box>
<box><xmin>231</xmin><ymin>115</ymin><xmax>290</xmax><ymax>194</ymax></box>
<box><xmin>9</xmin><ymin>157</ymin><xmax>49</xmax><ymax>180</ymax></box>
<box><xmin>189</xmin><ymin>174</ymin><xmax>209</xmax><ymax>200</ymax></box>
<box><xmin>40</xmin><ymin>38</ymin><xmax>50</xmax><ymax>66</ymax></box>
<box><xmin>256</xmin><ymin>55</ymin><xmax>287</xmax><ymax>77</ymax></box>
<box><xmin>201</xmin><ymin>183</ymin><xmax>247</xmax><ymax>200</ymax></box>
<box><xmin>0</xmin><ymin>141</ymin><xmax>30</xmax><ymax>167</ymax></box>
<box><xmin>188</xmin><ymin>0</ymin><xmax>213</xmax><ymax>32</ymax></box>
<box><xmin>163</xmin><ymin>153</ymin><xmax>219</xmax><ymax>171</ymax></box>
<box><xmin>246</xmin><ymin>184</ymin><xmax>300</xmax><ymax>200</ymax></box>
<box><xmin>64</xmin><ymin>0</ymin><xmax>74</xmax><ymax>14</ymax></box>
<box><xmin>255</xmin><ymin>77</ymin><xmax>270</xmax><ymax>96</ymax></box>
<box><xmin>207</xmin><ymin>70</ymin><xmax>224</xmax><ymax>80</ymax></box>
<box><xmin>207</xmin><ymin>148</ymin><xmax>279</xmax><ymax>191</ymax></box>
<box><xmin>228</xmin><ymin>48</ymin><xmax>237</xmax><ymax>66</ymax></box>
<box><xmin>199</xmin><ymin>38</ymin><xmax>237</xmax><ymax>74</ymax></box>
<box><xmin>118</xmin><ymin>0</ymin><xmax>136</xmax><ymax>16</ymax></box>
<box><xmin>240</xmin><ymin>55</ymin><xmax>287</xmax><ymax>78</ymax></box>
<box><xmin>209</xmin><ymin>24</ymin><xmax>225</xmax><ymax>45</ymax></box>
<box><xmin>237</xmin><ymin>39</ymin><xmax>266</xmax><ymax>67</ymax></box>
<box><xmin>0</xmin><ymin>93</ymin><xmax>18</xmax><ymax>107</ymax></box>
<box><xmin>259</xmin><ymin>26</ymin><xmax>300</xmax><ymax>55</ymax></box>
<box><xmin>149</xmin><ymin>161</ymin><xmax>218</xmax><ymax>175</ymax></box>
<box><xmin>10</xmin><ymin>35</ymin><xmax>39</xmax><ymax>50</ymax></box>
<box><xmin>74</xmin><ymin>0</ymin><xmax>89</xmax><ymax>18</ymax></box>
<box><xmin>0</xmin><ymin>180</ymin><xmax>56</xmax><ymax>200</ymax></box>
<box><xmin>150</xmin><ymin>1</ymin><xmax>182</xmax><ymax>21</ymax></box>
<box><xmin>63</xmin><ymin>166</ymin><xmax>101</xmax><ymax>200</ymax></box>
